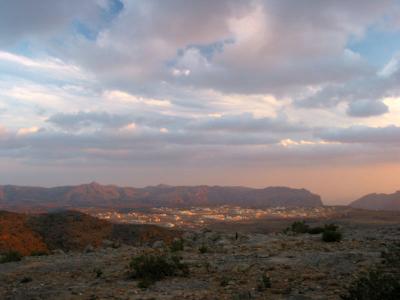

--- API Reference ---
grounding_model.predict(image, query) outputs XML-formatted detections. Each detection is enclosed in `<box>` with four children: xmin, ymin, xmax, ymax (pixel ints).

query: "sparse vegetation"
<box><xmin>220</xmin><ymin>276</ymin><xmax>231</xmax><ymax>287</ymax></box>
<box><xmin>94</xmin><ymin>268</ymin><xmax>103</xmax><ymax>278</ymax></box>
<box><xmin>322</xmin><ymin>230</ymin><xmax>342</xmax><ymax>242</ymax></box>
<box><xmin>341</xmin><ymin>269</ymin><xmax>400</xmax><ymax>300</ymax></box>
<box><xmin>170</xmin><ymin>238</ymin><xmax>184</xmax><ymax>252</ymax></box>
<box><xmin>284</xmin><ymin>221</ymin><xmax>310</xmax><ymax>234</ymax></box>
<box><xmin>30</xmin><ymin>250</ymin><xmax>48</xmax><ymax>256</ymax></box>
<box><xmin>20</xmin><ymin>277</ymin><xmax>32</xmax><ymax>284</ymax></box>
<box><xmin>323</xmin><ymin>223</ymin><xmax>339</xmax><ymax>232</ymax></box>
<box><xmin>285</xmin><ymin>221</ymin><xmax>343</xmax><ymax>242</ymax></box>
<box><xmin>0</xmin><ymin>251</ymin><xmax>22</xmax><ymax>263</ymax></box>
<box><xmin>307</xmin><ymin>227</ymin><xmax>325</xmax><ymax>235</ymax></box>
<box><xmin>257</xmin><ymin>274</ymin><xmax>272</xmax><ymax>291</ymax></box>
<box><xmin>199</xmin><ymin>245</ymin><xmax>208</xmax><ymax>254</ymax></box>
<box><xmin>129</xmin><ymin>253</ymin><xmax>189</xmax><ymax>288</ymax></box>
<box><xmin>342</xmin><ymin>243</ymin><xmax>400</xmax><ymax>299</ymax></box>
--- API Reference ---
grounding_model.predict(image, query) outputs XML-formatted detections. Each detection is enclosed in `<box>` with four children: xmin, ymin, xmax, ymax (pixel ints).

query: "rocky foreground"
<box><xmin>1</xmin><ymin>221</ymin><xmax>399</xmax><ymax>300</ymax></box>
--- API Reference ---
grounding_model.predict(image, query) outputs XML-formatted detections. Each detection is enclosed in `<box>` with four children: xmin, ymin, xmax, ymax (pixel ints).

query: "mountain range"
<box><xmin>0</xmin><ymin>182</ymin><xmax>323</xmax><ymax>211</ymax></box>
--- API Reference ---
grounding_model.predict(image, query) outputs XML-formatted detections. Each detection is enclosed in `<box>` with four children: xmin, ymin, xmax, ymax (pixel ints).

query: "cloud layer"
<box><xmin>1</xmin><ymin>0</ymin><xmax>400</xmax><ymax>202</ymax></box>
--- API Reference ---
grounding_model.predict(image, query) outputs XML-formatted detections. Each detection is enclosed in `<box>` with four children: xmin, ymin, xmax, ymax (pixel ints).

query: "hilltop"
<box><xmin>350</xmin><ymin>190</ymin><xmax>400</xmax><ymax>211</ymax></box>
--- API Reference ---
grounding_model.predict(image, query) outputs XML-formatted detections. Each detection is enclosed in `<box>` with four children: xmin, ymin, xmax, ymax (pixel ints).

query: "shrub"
<box><xmin>257</xmin><ymin>274</ymin><xmax>272</xmax><ymax>291</ymax></box>
<box><xmin>0</xmin><ymin>251</ymin><xmax>22</xmax><ymax>263</ymax></box>
<box><xmin>220</xmin><ymin>276</ymin><xmax>231</xmax><ymax>287</ymax></box>
<box><xmin>341</xmin><ymin>269</ymin><xmax>400</xmax><ymax>300</ymax></box>
<box><xmin>199</xmin><ymin>245</ymin><xmax>208</xmax><ymax>254</ymax></box>
<box><xmin>324</xmin><ymin>223</ymin><xmax>339</xmax><ymax>232</ymax></box>
<box><xmin>307</xmin><ymin>227</ymin><xmax>325</xmax><ymax>235</ymax></box>
<box><xmin>170</xmin><ymin>238</ymin><xmax>184</xmax><ymax>252</ymax></box>
<box><xmin>129</xmin><ymin>253</ymin><xmax>189</xmax><ymax>288</ymax></box>
<box><xmin>94</xmin><ymin>268</ymin><xmax>103</xmax><ymax>278</ymax></box>
<box><xmin>342</xmin><ymin>242</ymin><xmax>400</xmax><ymax>300</ymax></box>
<box><xmin>30</xmin><ymin>250</ymin><xmax>48</xmax><ymax>256</ymax></box>
<box><xmin>322</xmin><ymin>230</ymin><xmax>342</xmax><ymax>242</ymax></box>
<box><xmin>381</xmin><ymin>243</ymin><xmax>400</xmax><ymax>267</ymax></box>
<box><xmin>20</xmin><ymin>277</ymin><xmax>32</xmax><ymax>284</ymax></box>
<box><xmin>285</xmin><ymin>221</ymin><xmax>310</xmax><ymax>234</ymax></box>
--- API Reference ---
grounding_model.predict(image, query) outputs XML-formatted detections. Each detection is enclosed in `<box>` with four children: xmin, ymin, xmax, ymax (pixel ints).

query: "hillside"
<box><xmin>350</xmin><ymin>191</ymin><xmax>400</xmax><ymax>211</ymax></box>
<box><xmin>1</xmin><ymin>215</ymin><xmax>399</xmax><ymax>300</ymax></box>
<box><xmin>0</xmin><ymin>183</ymin><xmax>323</xmax><ymax>211</ymax></box>
<box><xmin>0</xmin><ymin>210</ymin><xmax>180</xmax><ymax>255</ymax></box>
<box><xmin>0</xmin><ymin>211</ymin><xmax>48</xmax><ymax>256</ymax></box>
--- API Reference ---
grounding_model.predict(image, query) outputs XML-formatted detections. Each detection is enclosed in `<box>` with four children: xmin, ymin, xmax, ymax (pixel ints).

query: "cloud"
<box><xmin>1</xmin><ymin>0</ymin><xmax>400</xmax><ymax>197</ymax></box>
<box><xmin>316</xmin><ymin>125</ymin><xmax>400</xmax><ymax>144</ymax></box>
<box><xmin>346</xmin><ymin>99</ymin><xmax>389</xmax><ymax>117</ymax></box>
<box><xmin>12</xmin><ymin>0</ymin><xmax>385</xmax><ymax>97</ymax></box>
<box><xmin>190</xmin><ymin>113</ymin><xmax>308</xmax><ymax>133</ymax></box>
<box><xmin>0</xmin><ymin>0</ymin><xmax>105</xmax><ymax>46</ymax></box>
<box><xmin>47</xmin><ymin>111</ymin><xmax>134</xmax><ymax>131</ymax></box>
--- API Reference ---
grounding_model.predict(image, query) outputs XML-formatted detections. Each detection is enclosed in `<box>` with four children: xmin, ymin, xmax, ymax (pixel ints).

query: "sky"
<box><xmin>1</xmin><ymin>0</ymin><xmax>400</xmax><ymax>204</ymax></box>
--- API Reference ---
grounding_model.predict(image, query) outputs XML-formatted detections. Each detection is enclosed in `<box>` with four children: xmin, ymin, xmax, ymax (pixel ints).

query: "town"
<box><xmin>80</xmin><ymin>206</ymin><xmax>340</xmax><ymax>228</ymax></box>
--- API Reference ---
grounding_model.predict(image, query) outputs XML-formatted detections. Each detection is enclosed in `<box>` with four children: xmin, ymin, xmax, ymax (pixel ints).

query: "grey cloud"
<box><xmin>1</xmin><ymin>128</ymin><xmax>399</xmax><ymax>168</ymax></box>
<box><xmin>190</xmin><ymin>113</ymin><xmax>308</xmax><ymax>133</ymax></box>
<box><xmin>49</xmin><ymin>0</ymin><xmax>393</xmax><ymax>97</ymax></box>
<box><xmin>46</xmin><ymin>111</ymin><xmax>307</xmax><ymax>136</ymax></box>
<box><xmin>346</xmin><ymin>99</ymin><xmax>389</xmax><ymax>117</ymax></box>
<box><xmin>1</xmin><ymin>0</ymin><xmax>396</xmax><ymax>99</ymax></box>
<box><xmin>47</xmin><ymin>111</ymin><xmax>134</xmax><ymax>130</ymax></box>
<box><xmin>295</xmin><ymin>51</ymin><xmax>400</xmax><ymax>112</ymax></box>
<box><xmin>0</xmin><ymin>0</ymin><xmax>103</xmax><ymax>46</ymax></box>
<box><xmin>316</xmin><ymin>125</ymin><xmax>400</xmax><ymax>144</ymax></box>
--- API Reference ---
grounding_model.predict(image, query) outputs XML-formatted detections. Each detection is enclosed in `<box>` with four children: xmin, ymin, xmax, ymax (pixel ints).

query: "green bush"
<box><xmin>0</xmin><ymin>251</ymin><xmax>22</xmax><ymax>263</ymax></box>
<box><xmin>129</xmin><ymin>253</ymin><xmax>189</xmax><ymax>288</ymax></box>
<box><xmin>170</xmin><ymin>238</ymin><xmax>184</xmax><ymax>252</ymax></box>
<box><xmin>285</xmin><ymin>221</ymin><xmax>310</xmax><ymax>234</ymax></box>
<box><xmin>322</xmin><ymin>230</ymin><xmax>342</xmax><ymax>242</ymax></box>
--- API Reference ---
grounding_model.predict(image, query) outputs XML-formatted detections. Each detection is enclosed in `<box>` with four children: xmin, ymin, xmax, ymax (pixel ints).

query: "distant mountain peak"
<box><xmin>350</xmin><ymin>190</ymin><xmax>400</xmax><ymax>211</ymax></box>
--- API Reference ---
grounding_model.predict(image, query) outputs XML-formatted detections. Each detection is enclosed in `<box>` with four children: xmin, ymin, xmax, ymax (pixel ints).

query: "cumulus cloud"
<box><xmin>7</xmin><ymin>0</ymin><xmax>386</xmax><ymax>96</ymax></box>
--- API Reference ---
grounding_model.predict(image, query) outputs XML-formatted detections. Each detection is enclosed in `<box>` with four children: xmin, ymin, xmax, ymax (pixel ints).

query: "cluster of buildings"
<box><xmin>82</xmin><ymin>206</ymin><xmax>338</xmax><ymax>228</ymax></box>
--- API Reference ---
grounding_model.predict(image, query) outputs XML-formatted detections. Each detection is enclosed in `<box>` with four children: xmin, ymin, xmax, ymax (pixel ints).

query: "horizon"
<box><xmin>1</xmin><ymin>1</ymin><xmax>400</xmax><ymax>204</ymax></box>
<box><xmin>1</xmin><ymin>179</ymin><xmax>398</xmax><ymax>206</ymax></box>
